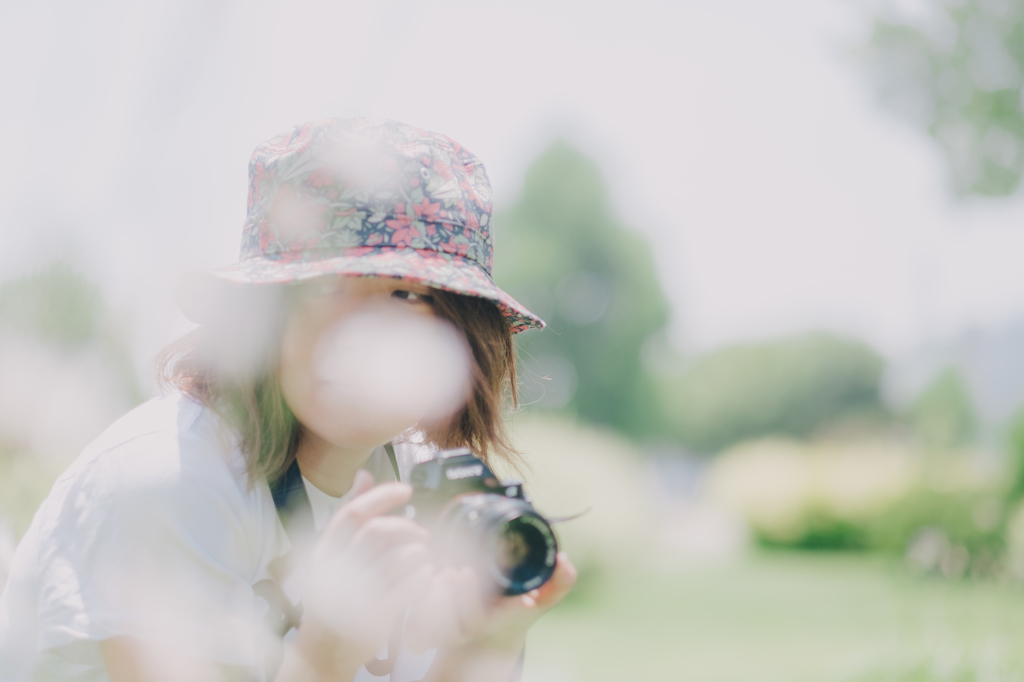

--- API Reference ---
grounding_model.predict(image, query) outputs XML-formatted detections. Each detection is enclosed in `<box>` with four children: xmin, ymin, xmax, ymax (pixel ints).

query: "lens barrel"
<box><xmin>436</xmin><ymin>493</ymin><xmax>558</xmax><ymax>595</ymax></box>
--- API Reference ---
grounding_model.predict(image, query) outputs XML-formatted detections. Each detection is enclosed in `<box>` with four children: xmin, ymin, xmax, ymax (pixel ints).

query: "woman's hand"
<box><xmin>285</xmin><ymin>470</ymin><xmax>434</xmax><ymax>680</ymax></box>
<box><xmin>405</xmin><ymin>552</ymin><xmax>577</xmax><ymax>679</ymax></box>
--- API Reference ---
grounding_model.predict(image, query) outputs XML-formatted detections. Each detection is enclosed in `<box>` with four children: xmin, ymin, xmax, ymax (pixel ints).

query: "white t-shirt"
<box><xmin>0</xmin><ymin>392</ymin><xmax>437</xmax><ymax>682</ymax></box>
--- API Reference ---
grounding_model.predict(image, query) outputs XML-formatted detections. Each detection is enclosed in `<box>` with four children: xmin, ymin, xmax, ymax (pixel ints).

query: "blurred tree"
<box><xmin>0</xmin><ymin>263</ymin><xmax>104</xmax><ymax>348</ymax></box>
<box><xmin>0</xmin><ymin>262</ymin><xmax>142</xmax><ymax>418</ymax></box>
<box><xmin>660</xmin><ymin>333</ymin><xmax>887</xmax><ymax>453</ymax></box>
<box><xmin>865</xmin><ymin>0</ymin><xmax>1024</xmax><ymax>196</ymax></box>
<box><xmin>909</xmin><ymin>367</ymin><xmax>977</xmax><ymax>450</ymax></box>
<box><xmin>494</xmin><ymin>141</ymin><xmax>671</xmax><ymax>439</ymax></box>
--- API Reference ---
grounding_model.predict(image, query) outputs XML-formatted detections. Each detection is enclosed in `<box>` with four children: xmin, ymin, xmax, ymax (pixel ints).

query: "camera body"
<box><xmin>405</xmin><ymin>448</ymin><xmax>558</xmax><ymax>596</ymax></box>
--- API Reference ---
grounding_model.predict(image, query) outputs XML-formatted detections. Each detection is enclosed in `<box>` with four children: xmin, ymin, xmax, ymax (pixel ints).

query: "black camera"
<box><xmin>404</xmin><ymin>448</ymin><xmax>558</xmax><ymax>596</ymax></box>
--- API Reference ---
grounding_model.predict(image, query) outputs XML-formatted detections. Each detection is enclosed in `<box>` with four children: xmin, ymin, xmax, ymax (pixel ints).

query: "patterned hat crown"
<box><xmin>206</xmin><ymin>118</ymin><xmax>542</xmax><ymax>333</ymax></box>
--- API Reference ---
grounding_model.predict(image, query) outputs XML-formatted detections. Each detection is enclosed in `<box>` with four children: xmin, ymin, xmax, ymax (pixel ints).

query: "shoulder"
<box><xmin>60</xmin><ymin>392</ymin><xmax>246</xmax><ymax>498</ymax></box>
<box><xmin>44</xmin><ymin>395</ymin><xmax>206</xmax><ymax>511</ymax></box>
<box><xmin>36</xmin><ymin>392</ymin><xmax>278</xmax><ymax>574</ymax></box>
<box><xmin>19</xmin><ymin>395</ymin><xmax>281</xmax><ymax>663</ymax></box>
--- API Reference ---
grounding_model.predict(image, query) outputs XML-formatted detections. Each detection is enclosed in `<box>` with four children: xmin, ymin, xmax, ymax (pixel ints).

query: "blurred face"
<box><xmin>279</xmin><ymin>276</ymin><xmax>472</xmax><ymax>449</ymax></box>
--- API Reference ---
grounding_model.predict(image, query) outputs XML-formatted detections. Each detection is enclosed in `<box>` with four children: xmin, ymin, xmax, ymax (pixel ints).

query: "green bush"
<box><xmin>756</xmin><ymin>506</ymin><xmax>871</xmax><ymax>551</ymax></box>
<box><xmin>708</xmin><ymin>436</ymin><xmax>1006</xmax><ymax>572</ymax></box>
<box><xmin>868</xmin><ymin>488</ymin><xmax>1003</xmax><ymax>556</ymax></box>
<box><xmin>1002</xmin><ymin>407</ymin><xmax>1024</xmax><ymax>503</ymax></box>
<box><xmin>661</xmin><ymin>334</ymin><xmax>888</xmax><ymax>453</ymax></box>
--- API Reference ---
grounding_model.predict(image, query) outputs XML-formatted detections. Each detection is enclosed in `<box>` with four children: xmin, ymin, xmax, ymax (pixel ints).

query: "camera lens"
<box><xmin>494</xmin><ymin>515</ymin><xmax>557</xmax><ymax>592</ymax></box>
<box><xmin>437</xmin><ymin>494</ymin><xmax>558</xmax><ymax>595</ymax></box>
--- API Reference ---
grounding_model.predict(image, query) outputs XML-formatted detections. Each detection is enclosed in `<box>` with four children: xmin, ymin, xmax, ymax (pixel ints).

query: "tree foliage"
<box><xmin>660</xmin><ymin>333</ymin><xmax>887</xmax><ymax>453</ymax></box>
<box><xmin>494</xmin><ymin>141</ymin><xmax>671</xmax><ymax>439</ymax></box>
<box><xmin>0</xmin><ymin>263</ymin><xmax>141</xmax><ymax>404</ymax></box>
<box><xmin>866</xmin><ymin>0</ymin><xmax>1024</xmax><ymax>196</ymax></box>
<box><xmin>0</xmin><ymin>264</ymin><xmax>105</xmax><ymax>348</ymax></box>
<box><xmin>909</xmin><ymin>366</ymin><xmax>978</xmax><ymax>450</ymax></box>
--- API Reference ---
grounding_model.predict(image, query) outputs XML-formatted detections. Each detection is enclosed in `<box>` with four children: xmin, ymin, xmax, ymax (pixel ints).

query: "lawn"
<box><xmin>523</xmin><ymin>552</ymin><xmax>1024</xmax><ymax>682</ymax></box>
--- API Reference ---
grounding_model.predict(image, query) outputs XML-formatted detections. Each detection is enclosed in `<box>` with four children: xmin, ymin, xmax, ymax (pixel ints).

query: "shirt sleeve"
<box><xmin>34</xmin><ymin>428</ymin><xmax>273</xmax><ymax>667</ymax></box>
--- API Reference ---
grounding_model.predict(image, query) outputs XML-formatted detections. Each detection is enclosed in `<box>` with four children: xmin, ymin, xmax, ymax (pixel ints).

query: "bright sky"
<box><xmin>3</xmin><ymin>0</ymin><xmax>1024</xmax><ymax>369</ymax></box>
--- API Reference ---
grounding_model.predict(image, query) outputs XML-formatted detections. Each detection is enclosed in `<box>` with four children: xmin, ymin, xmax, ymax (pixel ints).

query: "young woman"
<box><xmin>0</xmin><ymin>118</ymin><xmax>576</xmax><ymax>682</ymax></box>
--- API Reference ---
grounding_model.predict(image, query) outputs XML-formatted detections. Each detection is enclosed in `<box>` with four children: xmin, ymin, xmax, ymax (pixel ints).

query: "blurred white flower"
<box><xmin>0</xmin><ymin>334</ymin><xmax>131</xmax><ymax>461</ymax></box>
<box><xmin>314</xmin><ymin>304</ymin><xmax>472</xmax><ymax>430</ymax></box>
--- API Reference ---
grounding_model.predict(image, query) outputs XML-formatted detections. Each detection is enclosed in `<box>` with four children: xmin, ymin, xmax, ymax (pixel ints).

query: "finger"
<box><xmin>484</xmin><ymin>554</ymin><xmax>577</xmax><ymax>631</ymax></box>
<box><xmin>404</xmin><ymin>576</ymin><xmax>432</xmax><ymax>653</ymax></box>
<box><xmin>369</xmin><ymin>541</ymin><xmax>432</xmax><ymax>586</ymax></box>
<box><xmin>452</xmin><ymin>567</ymin><xmax>486</xmax><ymax>637</ymax></box>
<box><xmin>349</xmin><ymin>516</ymin><xmax>430</xmax><ymax>564</ymax></box>
<box><xmin>323</xmin><ymin>481</ymin><xmax>413</xmax><ymax>541</ymax></box>
<box><xmin>405</xmin><ymin>565</ymin><xmax>462</xmax><ymax>651</ymax></box>
<box><xmin>419</xmin><ymin>569</ymin><xmax>463</xmax><ymax>648</ymax></box>
<box><xmin>379</xmin><ymin>564</ymin><xmax>435</xmax><ymax>629</ymax></box>
<box><xmin>532</xmin><ymin>552</ymin><xmax>577</xmax><ymax>608</ymax></box>
<box><xmin>321</xmin><ymin>470</ymin><xmax>374</xmax><ymax>537</ymax></box>
<box><xmin>405</xmin><ymin>572</ymin><xmax>455</xmax><ymax>653</ymax></box>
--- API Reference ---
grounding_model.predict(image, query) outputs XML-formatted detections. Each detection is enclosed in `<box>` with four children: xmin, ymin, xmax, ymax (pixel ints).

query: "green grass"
<box><xmin>523</xmin><ymin>552</ymin><xmax>1024</xmax><ymax>682</ymax></box>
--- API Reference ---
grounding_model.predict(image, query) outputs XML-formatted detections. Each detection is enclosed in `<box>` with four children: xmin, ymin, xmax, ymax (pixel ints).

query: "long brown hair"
<box><xmin>156</xmin><ymin>284</ymin><xmax>520</xmax><ymax>487</ymax></box>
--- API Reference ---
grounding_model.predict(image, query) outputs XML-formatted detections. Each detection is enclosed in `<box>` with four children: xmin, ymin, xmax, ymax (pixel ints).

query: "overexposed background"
<box><xmin>7</xmin><ymin>2</ymin><xmax>1024</xmax><ymax>681</ymax></box>
<box><xmin>5</xmin><ymin>0</ymin><xmax>1024</xmax><ymax>368</ymax></box>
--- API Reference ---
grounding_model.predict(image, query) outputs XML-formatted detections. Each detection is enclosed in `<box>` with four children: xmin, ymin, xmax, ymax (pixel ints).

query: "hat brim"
<box><xmin>180</xmin><ymin>248</ymin><xmax>544</xmax><ymax>334</ymax></box>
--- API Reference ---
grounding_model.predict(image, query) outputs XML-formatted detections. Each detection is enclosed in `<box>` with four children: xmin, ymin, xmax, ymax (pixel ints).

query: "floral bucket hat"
<box><xmin>183</xmin><ymin>118</ymin><xmax>544</xmax><ymax>333</ymax></box>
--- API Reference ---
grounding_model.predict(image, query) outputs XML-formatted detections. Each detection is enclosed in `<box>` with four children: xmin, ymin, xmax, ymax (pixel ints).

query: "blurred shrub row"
<box><xmin>705</xmin><ymin>437</ymin><xmax>1024</xmax><ymax>579</ymax></box>
<box><xmin>658</xmin><ymin>334</ymin><xmax>888</xmax><ymax>453</ymax></box>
